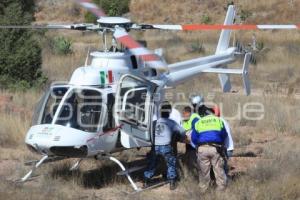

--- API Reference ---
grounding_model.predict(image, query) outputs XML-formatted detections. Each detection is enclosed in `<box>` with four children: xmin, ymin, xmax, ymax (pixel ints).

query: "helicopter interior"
<box><xmin>116</xmin><ymin>75</ymin><xmax>158</xmax><ymax>137</ymax></box>
<box><xmin>119</xmin><ymin>82</ymin><xmax>146</xmax><ymax>123</ymax></box>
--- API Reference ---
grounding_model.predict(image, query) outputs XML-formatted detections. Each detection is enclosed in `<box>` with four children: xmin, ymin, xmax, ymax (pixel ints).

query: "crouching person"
<box><xmin>191</xmin><ymin>114</ymin><xmax>228</xmax><ymax>192</ymax></box>
<box><xmin>144</xmin><ymin>101</ymin><xmax>186</xmax><ymax>190</ymax></box>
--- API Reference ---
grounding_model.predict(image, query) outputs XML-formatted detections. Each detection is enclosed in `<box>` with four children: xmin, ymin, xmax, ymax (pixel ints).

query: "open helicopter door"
<box><xmin>115</xmin><ymin>74</ymin><xmax>158</xmax><ymax>148</ymax></box>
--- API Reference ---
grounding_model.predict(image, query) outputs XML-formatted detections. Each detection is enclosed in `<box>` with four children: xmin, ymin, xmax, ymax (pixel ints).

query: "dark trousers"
<box><xmin>144</xmin><ymin>145</ymin><xmax>177</xmax><ymax>180</ymax></box>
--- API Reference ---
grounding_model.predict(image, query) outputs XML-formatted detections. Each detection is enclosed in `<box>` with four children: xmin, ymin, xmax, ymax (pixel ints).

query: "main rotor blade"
<box><xmin>113</xmin><ymin>27</ymin><xmax>168</xmax><ymax>73</ymax></box>
<box><xmin>0</xmin><ymin>25</ymin><xmax>73</xmax><ymax>29</ymax></box>
<box><xmin>138</xmin><ymin>24</ymin><xmax>300</xmax><ymax>30</ymax></box>
<box><xmin>75</xmin><ymin>0</ymin><xmax>106</xmax><ymax>18</ymax></box>
<box><xmin>0</xmin><ymin>24</ymin><xmax>97</xmax><ymax>31</ymax></box>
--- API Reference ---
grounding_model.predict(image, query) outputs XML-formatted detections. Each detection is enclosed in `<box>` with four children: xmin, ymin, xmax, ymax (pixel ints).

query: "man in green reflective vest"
<box><xmin>182</xmin><ymin>106</ymin><xmax>200</xmax><ymax>176</ymax></box>
<box><xmin>182</xmin><ymin>106</ymin><xmax>200</xmax><ymax>150</ymax></box>
<box><xmin>191</xmin><ymin>114</ymin><xmax>228</xmax><ymax>192</ymax></box>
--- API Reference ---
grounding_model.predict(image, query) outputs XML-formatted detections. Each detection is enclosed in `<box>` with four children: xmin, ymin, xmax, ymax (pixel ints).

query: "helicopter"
<box><xmin>1</xmin><ymin>0</ymin><xmax>299</xmax><ymax>191</ymax></box>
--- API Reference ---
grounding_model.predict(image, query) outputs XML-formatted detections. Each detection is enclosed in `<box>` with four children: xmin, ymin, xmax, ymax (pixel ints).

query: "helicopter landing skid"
<box><xmin>16</xmin><ymin>155</ymin><xmax>66</xmax><ymax>183</ymax></box>
<box><xmin>16</xmin><ymin>155</ymin><xmax>49</xmax><ymax>183</ymax></box>
<box><xmin>97</xmin><ymin>155</ymin><xmax>141</xmax><ymax>192</ymax></box>
<box><xmin>69</xmin><ymin>158</ymin><xmax>83</xmax><ymax>171</ymax></box>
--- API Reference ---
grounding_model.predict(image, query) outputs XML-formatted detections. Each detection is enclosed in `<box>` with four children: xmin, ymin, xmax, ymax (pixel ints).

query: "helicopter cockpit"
<box><xmin>32</xmin><ymin>85</ymin><xmax>114</xmax><ymax>133</ymax></box>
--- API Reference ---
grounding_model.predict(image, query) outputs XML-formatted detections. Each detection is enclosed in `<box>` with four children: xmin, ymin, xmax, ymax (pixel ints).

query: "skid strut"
<box><xmin>17</xmin><ymin>155</ymin><xmax>48</xmax><ymax>182</ymax></box>
<box><xmin>69</xmin><ymin>159</ymin><xmax>83</xmax><ymax>171</ymax></box>
<box><xmin>106</xmin><ymin>156</ymin><xmax>141</xmax><ymax>191</ymax></box>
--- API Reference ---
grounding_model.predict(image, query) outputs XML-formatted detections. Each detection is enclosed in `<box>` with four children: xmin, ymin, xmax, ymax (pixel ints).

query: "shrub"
<box><xmin>50</xmin><ymin>36</ymin><xmax>73</xmax><ymax>55</ymax></box>
<box><xmin>256</xmin><ymin>41</ymin><xmax>264</xmax><ymax>51</ymax></box>
<box><xmin>187</xmin><ymin>40</ymin><xmax>205</xmax><ymax>54</ymax></box>
<box><xmin>201</xmin><ymin>14</ymin><xmax>211</xmax><ymax>24</ymax></box>
<box><xmin>240</xmin><ymin>9</ymin><xmax>252</xmax><ymax>22</ymax></box>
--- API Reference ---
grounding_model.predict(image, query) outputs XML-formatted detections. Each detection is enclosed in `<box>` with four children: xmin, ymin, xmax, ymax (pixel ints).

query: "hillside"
<box><xmin>130</xmin><ymin>0</ymin><xmax>300</xmax><ymax>24</ymax></box>
<box><xmin>34</xmin><ymin>0</ymin><xmax>300</xmax><ymax>24</ymax></box>
<box><xmin>0</xmin><ymin>0</ymin><xmax>299</xmax><ymax>200</ymax></box>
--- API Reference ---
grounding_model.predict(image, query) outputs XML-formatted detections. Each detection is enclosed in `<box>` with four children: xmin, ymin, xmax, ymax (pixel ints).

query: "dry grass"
<box><xmin>0</xmin><ymin>113</ymin><xmax>30</xmax><ymax>147</ymax></box>
<box><xmin>0</xmin><ymin>90</ymin><xmax>41</xmax><ymax>147</ymax></box>
<box><xmin>41</xmin><ymin>34</ymin><xmax>90</xmax><ymax>82</ymax></box>
<box><xmin>34</xmin><ymin>0</ymin><xmax>85</xmax><ymax>23</ymax></box>
<box><xmin>41</xmin><ymin>49</ymin><xmax>87</xmax><ymax>82</ymax></box>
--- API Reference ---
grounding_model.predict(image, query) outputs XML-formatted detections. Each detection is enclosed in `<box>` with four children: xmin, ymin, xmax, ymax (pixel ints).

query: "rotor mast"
<box><xmin>97</xmin><ymin>17</ymin><xmax>133</xmax><ymax>52</ymax></box>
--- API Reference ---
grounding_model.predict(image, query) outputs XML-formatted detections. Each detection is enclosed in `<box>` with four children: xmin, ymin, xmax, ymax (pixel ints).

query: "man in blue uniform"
<box><xmin>144</xmin><ymin>101</ymin><xmax>186</xmax><ymax>190</ymax></box>
<box><xmin>191</xmin><ymin>114</ymin><xmax>228</xmax><ymax>192</ymax></box>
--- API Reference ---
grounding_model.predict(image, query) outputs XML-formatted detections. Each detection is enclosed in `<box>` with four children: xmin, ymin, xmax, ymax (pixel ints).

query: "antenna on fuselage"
<box><xmin>85</xmin><ymin>47</ymin><xmax>91</xmax><ymax>67</ymax></box>
<box><xmin>102</xmin><ymin>29</ymin><xmax>108</xmax><ymax>52</ymax></box>
<box><xmin>111</xmin><ymin>38</ymin><xmax>117</xmax><ymax>52</ymax></box>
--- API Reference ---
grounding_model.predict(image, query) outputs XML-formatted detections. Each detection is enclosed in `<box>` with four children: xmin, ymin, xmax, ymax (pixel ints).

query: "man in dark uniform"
<box><xmin>144</xmin><ymin>102</ymin><xmax>186</xmax><ymax>190</ymax></box>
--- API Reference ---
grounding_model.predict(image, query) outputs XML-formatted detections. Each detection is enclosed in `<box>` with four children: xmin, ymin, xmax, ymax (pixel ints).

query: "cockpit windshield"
<box><xmin>36</xmin><ymin>86</ymin><xmax>104</xmax><ymax>132</ymax></box>
<box><xmin>41</xmin><ymin>86</ymin><xmax>69</xmax><ymax>124</ymax></box>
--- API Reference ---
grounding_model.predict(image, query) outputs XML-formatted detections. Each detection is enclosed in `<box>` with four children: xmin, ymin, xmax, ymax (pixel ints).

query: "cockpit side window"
<box><xmin>54</xmin><ymin>88</ymin><xmax>102</xmax><ymax>132</ymax></box>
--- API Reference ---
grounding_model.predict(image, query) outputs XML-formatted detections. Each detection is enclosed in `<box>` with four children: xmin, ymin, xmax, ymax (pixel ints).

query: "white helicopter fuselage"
<box><xmin>25</xmin><ymin>51</ymin><xmax>139</xmax><ymax>157</ymax></box>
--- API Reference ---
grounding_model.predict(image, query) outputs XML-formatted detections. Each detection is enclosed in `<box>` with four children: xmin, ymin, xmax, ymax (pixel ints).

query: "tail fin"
<box><xmin>216</xmin><ymin>5</ymin><xmax>235</xmax><ymax>93</ymax></box>
<box><xmin>216</xmin><ymin>5</ymin><xmax>235</xmax><ymax>54</ymax></box>
<box><xmin>242</xmin><ymin>53</ymin><xmax>251</xmax><ymax>95</ymax></box>
<box><xmin>202</xmin><ymin>53</ymin><xmax>252</xmax><ymax>95</ymax></box>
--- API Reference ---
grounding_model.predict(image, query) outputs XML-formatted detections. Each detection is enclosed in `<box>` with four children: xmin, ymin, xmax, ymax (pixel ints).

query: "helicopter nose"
<box><xmin>25</xmin><ymin>124</ymin><xmax>95</xmax><ymax>157</ymax></box>
<box><xmin>26</xmin><ymin>143</ymin><xmax>53</xmax><ymax>155</ymax></box>
<box><xmin>26</xmin><ymin>144</ymin><xmax>40</xmax><ymax>154</ymax></box>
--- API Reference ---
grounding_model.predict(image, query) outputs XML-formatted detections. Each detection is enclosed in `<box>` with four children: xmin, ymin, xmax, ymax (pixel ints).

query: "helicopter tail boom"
<box><xmin>166</xmin><ymin>6</ymin><xmax>252</xmax><ymax>95</ymax></box>
<box><xmin>166</xmin><ymin>48</ymin><xmax>236</xmax><ymax>86</ymax></box>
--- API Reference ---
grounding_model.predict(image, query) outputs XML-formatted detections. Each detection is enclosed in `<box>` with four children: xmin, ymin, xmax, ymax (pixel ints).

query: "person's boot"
<box><xmin>169</xmin><ymin>179</ymin><xmax>177</xmax><ymax>190</ymax></box>
<box><xmin>143</xmin><ymin>178</ymin><xmax>150</xmax><ymax>188</ymax></box>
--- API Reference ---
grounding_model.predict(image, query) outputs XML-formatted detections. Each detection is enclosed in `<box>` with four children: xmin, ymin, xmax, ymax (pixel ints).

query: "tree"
<box><xmin>0</xmin><ymin>0</ymin><xmax>44</xmax><ymax>89</ymax></box>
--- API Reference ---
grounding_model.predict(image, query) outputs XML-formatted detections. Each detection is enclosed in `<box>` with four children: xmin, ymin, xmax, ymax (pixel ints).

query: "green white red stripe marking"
<box><xmin>100</xmin><ymin>70</ymin><xmax>114</xmax><ymax>85</ymax></box>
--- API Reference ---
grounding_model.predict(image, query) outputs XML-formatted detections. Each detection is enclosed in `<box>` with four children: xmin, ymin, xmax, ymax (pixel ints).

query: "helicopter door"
<box><xmin>115</xmin><ymin>74</ymin><xmax>158</xmax><ymax>148</ymax></box>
